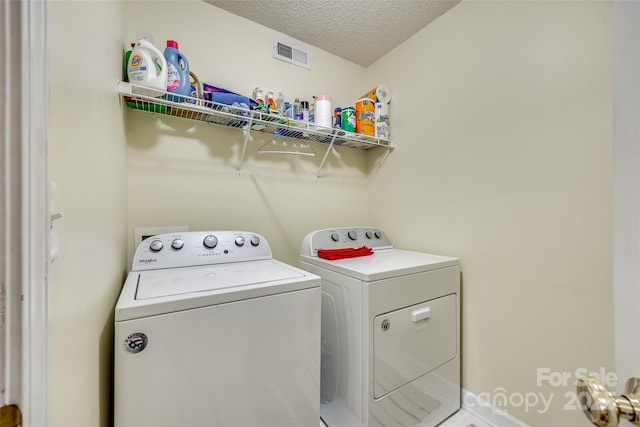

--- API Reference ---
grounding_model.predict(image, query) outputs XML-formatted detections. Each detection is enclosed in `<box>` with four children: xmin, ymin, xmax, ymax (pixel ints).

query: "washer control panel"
<box><xmin>132</xmin><ymin>231</ymin><xmax>271</xmax><ymax>271</ymax></box>
<box><xmin>301</xmin><ymin>227</ymin><xmax>393</xmax><ymax>257</ymax></box>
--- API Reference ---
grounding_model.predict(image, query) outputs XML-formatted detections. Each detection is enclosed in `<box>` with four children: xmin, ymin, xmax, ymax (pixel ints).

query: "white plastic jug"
<box><xmin>127</xmin><ymin>38</ymin><xmax>167</xmax><ymax>96</ymax></box>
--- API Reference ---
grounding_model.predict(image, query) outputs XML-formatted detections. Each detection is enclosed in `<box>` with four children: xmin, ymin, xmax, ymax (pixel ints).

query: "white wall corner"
<box><xmin>613</xmin><ymin>0</ymin><xmax>640</xmax><ymax>394</ymax></box>
<box><xmin>461</xmin><ymin>389</ymin><xmax>531</xmax><ymax>427</ymax></box>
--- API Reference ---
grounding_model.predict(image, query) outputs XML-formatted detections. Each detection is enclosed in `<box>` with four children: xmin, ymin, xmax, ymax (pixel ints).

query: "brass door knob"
<box><xmin>576</xmin><ymin>376</ymin><xmax>640</xmax><ymax>426</ymax></box>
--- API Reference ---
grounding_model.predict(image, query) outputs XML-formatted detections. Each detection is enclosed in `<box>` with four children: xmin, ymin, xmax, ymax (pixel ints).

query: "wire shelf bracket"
<box><xmin>117</xmin><ymin>81</ymin><xmax>394</xmax><ymax>178</ymax></box>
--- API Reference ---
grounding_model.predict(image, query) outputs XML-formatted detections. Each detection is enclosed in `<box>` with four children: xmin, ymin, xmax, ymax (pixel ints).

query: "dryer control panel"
<box><xmin>301</xmin><ymin>227</ymin><xmax>393</xmax><ymax>257</ymax></box>
<box><xmin>132</xmin><ymin>231</ymin><xmax>271</xmax><ymax>271</ymax></box>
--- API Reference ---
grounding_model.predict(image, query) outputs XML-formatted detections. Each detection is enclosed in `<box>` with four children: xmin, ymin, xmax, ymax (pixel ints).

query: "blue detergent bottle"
<box><xmin>164</xmin><ymin>40</ymin><xmax>190</xmax><ymax>102</ymax></box>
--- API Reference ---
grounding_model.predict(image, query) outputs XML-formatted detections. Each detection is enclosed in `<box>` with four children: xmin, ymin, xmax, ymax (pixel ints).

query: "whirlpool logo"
<box><xmin>124</xmin><ymin>332</ymin><xmax>148</xmax><ymax>354</ymax></box>
<box><xmin>138</xmin><ymin>258</ymin><xmax>157</xmax><ymax>265</ymax></box>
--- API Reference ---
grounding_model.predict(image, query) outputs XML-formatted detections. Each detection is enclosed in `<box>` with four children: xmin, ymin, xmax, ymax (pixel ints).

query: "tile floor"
<box><xmin>438</xmin><ymin>408</ymin><xmax>493</xmax><ymax>427</ymax></box>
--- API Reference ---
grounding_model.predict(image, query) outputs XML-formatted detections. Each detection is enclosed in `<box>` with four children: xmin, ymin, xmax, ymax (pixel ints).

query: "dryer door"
<box><xmin>373</xmin><ymin>294</ymin><xmax>457</xmax><ymax>399</ymax></box>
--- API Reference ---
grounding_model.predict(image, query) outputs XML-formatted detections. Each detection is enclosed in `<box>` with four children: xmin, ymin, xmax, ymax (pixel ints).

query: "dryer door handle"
<box><xmin>411</xmin><ymin>306</ymin><xmax>431</xmax><ymax>322</ymax></box>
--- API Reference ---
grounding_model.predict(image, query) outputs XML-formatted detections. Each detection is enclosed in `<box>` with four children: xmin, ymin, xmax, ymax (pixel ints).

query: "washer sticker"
<box><xmin>124</xmin><ymin>332</ymin><xmax>148</xmax><ymax>353</ymax></box>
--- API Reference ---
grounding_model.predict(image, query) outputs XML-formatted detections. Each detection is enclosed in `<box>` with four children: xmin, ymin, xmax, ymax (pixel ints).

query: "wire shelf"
<box><xmin>118</xmin><ymin>81</ymin><xmax>393</xmax><ymax>151</ymax></box>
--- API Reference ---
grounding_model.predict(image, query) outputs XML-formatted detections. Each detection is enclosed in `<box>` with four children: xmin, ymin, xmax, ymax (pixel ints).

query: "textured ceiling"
<box><xmin>203</xmin><ymin>0</ymin><xmax>462</xmax><ymax>67</ymax></box>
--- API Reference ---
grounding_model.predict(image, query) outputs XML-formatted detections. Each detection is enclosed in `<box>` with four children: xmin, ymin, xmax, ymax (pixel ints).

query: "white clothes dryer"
<box><xmin>115</xmin><ymin>231</ymin><xmax>321</xmax><ymax>427</ymax></box>
<box><xmin>300</xmin><ymin>227</ymin><xmax>460</xmax><ymax>427</ymax></box>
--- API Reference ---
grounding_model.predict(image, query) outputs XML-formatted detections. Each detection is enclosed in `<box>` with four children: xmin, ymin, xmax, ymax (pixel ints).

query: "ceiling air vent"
<box><xmin>273</xmin><ymin>39</ymin><xmax>311</xmax><ymax>70</ymax></box>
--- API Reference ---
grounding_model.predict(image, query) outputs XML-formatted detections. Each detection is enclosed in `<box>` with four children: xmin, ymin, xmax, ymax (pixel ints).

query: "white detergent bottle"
<box><xmin>127</xmin><ymin>38</ymin><xmax>167</xmax><ymax>96</ymax></box>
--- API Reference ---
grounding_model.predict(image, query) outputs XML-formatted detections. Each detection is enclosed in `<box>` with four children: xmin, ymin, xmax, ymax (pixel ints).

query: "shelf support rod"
<box><xmin>367</xmin><ymin>146</ymin><xmax>392</xmax><ymax>180</ymax></box>
<box><xmin>315</xmin><ymin>132</ymin><xmax>338</xmax><ymax>181</ymax></box>
<box><xmin>237</xmin><ymin>117</ymin><xmax>254</xmax><ymax>176</ymax></box>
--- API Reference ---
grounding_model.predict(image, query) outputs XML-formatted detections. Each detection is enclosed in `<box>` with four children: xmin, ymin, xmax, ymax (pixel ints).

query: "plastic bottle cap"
<box><xmin>166</xmin><ymin>40</ymin><xmax>179</xmax><ymax>49</ymax></box>
<box><xmin>316</xmin><ymin>95</ymin><xmax>331</xmax><ymax>101</ymax></box>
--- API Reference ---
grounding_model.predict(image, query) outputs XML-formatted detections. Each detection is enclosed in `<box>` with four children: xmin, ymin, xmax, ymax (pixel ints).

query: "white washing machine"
<box><xmin>300</xmin><ymin>227</ymin><xmax>460</xmax><ymax>427</ymax></box>
<box><xmin>114</xmin><ymin>231</ymin><xmax>321</xmax><ymax>427</ymax></box>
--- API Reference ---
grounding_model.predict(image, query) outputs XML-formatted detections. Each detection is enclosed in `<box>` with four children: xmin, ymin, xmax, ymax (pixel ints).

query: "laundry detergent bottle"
<box><xmin>123</xmin><ymin>42</ymin><xmax>135</xmax><ymax>81</ymax></box>
<box><xmin>164</xmin><ymin>40</ymin><xmax>190</xmax><ymax>102</ymax></box>
<box><xmin>127</xmin><ymin>38</ymin><xmax>167</xmax><ymax>95</ymax></box>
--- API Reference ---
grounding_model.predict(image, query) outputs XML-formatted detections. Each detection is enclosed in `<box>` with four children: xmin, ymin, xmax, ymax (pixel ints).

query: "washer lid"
<box><xmin>136</xmin><ymin>259</ymin><xmax>305</xmax><ymax>300</ymax></box>
<box><xmin>300</xmin><ymin>248</ymin><xmax>459</xmax><ymax>282</ymax></box>
<box><xmin>115</xmin><ymin>259</ymin><xmax>320</xmax><ymax>321</ymax></box>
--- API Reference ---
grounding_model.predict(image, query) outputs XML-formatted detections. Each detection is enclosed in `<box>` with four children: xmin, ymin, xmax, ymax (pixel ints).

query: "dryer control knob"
<box><xmin>203</xmin><ymin>235</ymin><xmax>218</xmax><ymax>249</ymax></box>
<box><xmin>149</xmin><ymin>239</ymin><xmax>163</xmax><ymax>252</ymax></box>
<box><xmin>348</xmin><ymin>230</ymin><xmax>357</xmax><ymax>240</ymax></box>
<box><xmin>365</xmin><ymin>231</ymin><xmax>373</xmax><ymax>239</ymax></box>
<box><xmin>250</xmin><ymin>236</ymin><xmax>260</xmax><ymax>247</ymax></box>
<box><xmin>235</xmin><ymin>236</ymin><xmax>245</xmax><ymax>247</ymax></box>
<box><xmin>331</xmin><ymin>233</ymin><xmax>339</xmax><ymax>242</ymax></box>
<box><xmin>171</xmin><ymin>238</ymin><xmax>184</xmax><ymax>250</ymax></box>
<box><xmin>374</xmin><ymin>231</ymin><xmax>382</xmax><ymax>239</ymax></box>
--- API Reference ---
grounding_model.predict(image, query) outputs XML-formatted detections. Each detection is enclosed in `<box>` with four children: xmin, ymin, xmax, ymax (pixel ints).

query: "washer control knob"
<box><xmin>331</xmin><ymin>233</ymin><xmax>339</xmax><ymax>242</ymax></box>
<box><xmin>235</xmin><ymin>236</ymin><xmax>245</xmax><ymax>247</ymax></box>
<box><xmin>171</xmin><ymin>238</ymin><xmax>184</xmax><ymax>250</ymax></box>
<box><xmin>348</xmin><ymin>230</ymin><xmax>357</xmax><ymax>240</ymax></box>
<box><xmin>203</xmin><ymin>235</ymin><xmax>218</xmax><ymax>249</ymax></box>
<box><xmin>250</xmin><ymin>236</ymin><xmax>260</xmax><ymax>247</ymax></box>
<box><xmin>149</xmin><ymin>239</ymin><xmax>163</xmax><ymax>252</ymax></box>
<box><xmin>365</xmin><ymin>231</ymin><xmax>373</xmax><ymax>239</ymax></box>
<box><xmin>374</xmin><ymin>231</ymin><xmax>382</xmax><ymax>239</ymax></box>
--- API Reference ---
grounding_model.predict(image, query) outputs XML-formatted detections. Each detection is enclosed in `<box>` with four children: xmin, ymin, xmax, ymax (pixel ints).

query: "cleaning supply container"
<box><xmin>123</xmin><ymin>42</ymin><xmax>135</xmax><ymax>82</ymax></box>
<box><xmin>341</xmin><ymin>106</ymin><xmax>356</xmax><ymax>132</ymax></box>
<box><xmin>127</xmin><ymin>38</ymin><xmax>167</xmax><ymax>96</ymax></box>
<box><xmin>314</xmin><ymin>95</ymin><xmax>332</xmax><ymax>129</ymax></box>
<box><xmin>164</xmin><ymin>40</ymin><xmax>190</xmax><ymax>102</ymax></box>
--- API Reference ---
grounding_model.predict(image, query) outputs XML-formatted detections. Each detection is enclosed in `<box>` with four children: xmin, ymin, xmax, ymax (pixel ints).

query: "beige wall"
<box><xmin>49</xmin><ymin>1</ymin><xmax>128</xmax><ymax>426</ymax></box>
<box><xmin>48</xmin><ymin>0</ymin><xmax>614</xmax><ymax>426</ymax></box>
<box><xmin>367</xmin><ymin>1</ymin><xmax>613</xmax><ymax>425</ymax></box>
